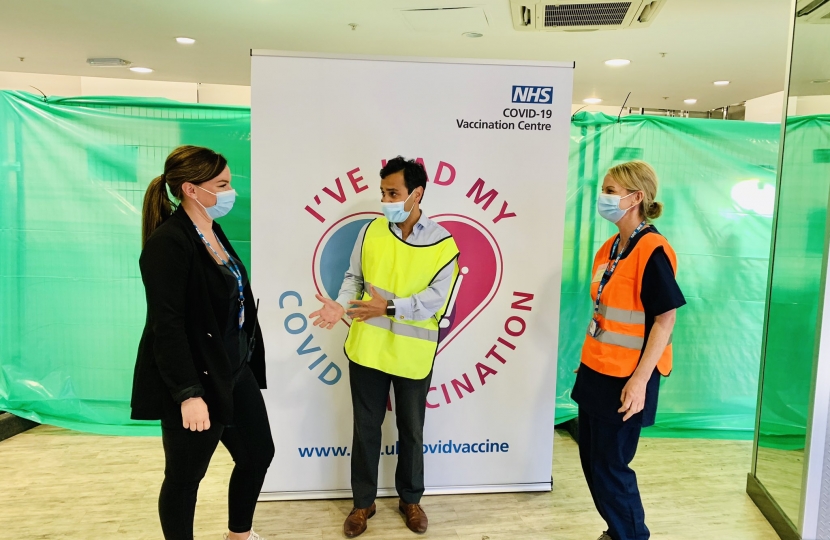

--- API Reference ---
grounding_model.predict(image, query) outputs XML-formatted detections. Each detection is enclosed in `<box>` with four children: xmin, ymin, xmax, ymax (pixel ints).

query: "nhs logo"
<box><xmin>512</xmin><ymin>86</ymin><xmax>553</xmax><ymax>104</ymax></box>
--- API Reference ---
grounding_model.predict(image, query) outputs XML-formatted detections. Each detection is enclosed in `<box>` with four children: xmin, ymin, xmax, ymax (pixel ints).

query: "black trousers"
<box><xmin>349</xmin><ymin>360</ymin><xmax>432</xmax><ymax>508</ymax></box>
<box><xmin>578</xmin><ymin>407</ymin><xmax>649</xmax><ymax>540</ymax></box>
<box><xmin>159</xmin><ymin>367</ymin><xmax>275</xmax><ymax>540</ymax></box>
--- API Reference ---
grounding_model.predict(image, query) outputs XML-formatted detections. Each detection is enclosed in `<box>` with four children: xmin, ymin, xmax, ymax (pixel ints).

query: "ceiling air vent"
<box><xmin>796</xmin><ymin>0</ymin><xmax>830</xmax><ymax>23</ymax></box>
<box><xmin>510</xmin><ymin>0</ymin><xmax>666</xmax><ymax>31</ymax></box>
<box><xmin>544</xmin><ymin>2</ymin><xmax>631</xmax><ymax>28</ymax></box>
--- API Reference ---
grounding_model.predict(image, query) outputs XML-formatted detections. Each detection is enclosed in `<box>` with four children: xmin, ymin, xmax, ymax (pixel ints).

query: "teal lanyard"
<box><xmin>194</xmin><ymin>225</ymin><xmax>245</xmax><ymax>329</ymax></box>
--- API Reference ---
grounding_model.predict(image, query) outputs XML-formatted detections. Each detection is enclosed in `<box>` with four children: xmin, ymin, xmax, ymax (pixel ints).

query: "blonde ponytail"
<box><xmin>606</xmin><ymin>161</ymin><xmax>663</xmax><ymax>221</ymax></box>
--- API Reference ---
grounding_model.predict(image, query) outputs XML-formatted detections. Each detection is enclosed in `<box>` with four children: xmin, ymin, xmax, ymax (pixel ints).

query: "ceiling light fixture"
<box><xmin>463</xmin><ymin>32</ymin><xmax>483</xmax><ymax>38</ymax></box>
<box><xmin>87</xmin><ymin>58</ymin><xmax>131</xmax><ymax>67</ymax></box>
<box><xmin>130</xmin><ymin>67</ymin><xmax>153</xmax><ymax>74</ymax></box>
<box><xmin>176</xmin><ymin>37</ymin><xmax>196</xmax><ymax>45</ymax></box>
<box><xmin>605</xmin><ymin>59</ymin><xmax>631</xmax><ymax>67</ymax></box>
<box><xmin>583</xmin><ymin>98</ymin><xmax>602</xmax><ymax>104</ymax></box>
<box><xmin>684</xmin><ymin>99</ymin><xmax>697</xmax><ymax>104</ymax></box>
<box><xmin>714</xmin><ymin>80</ymin><xmax>730</xmax><ymax>86</ymax></box>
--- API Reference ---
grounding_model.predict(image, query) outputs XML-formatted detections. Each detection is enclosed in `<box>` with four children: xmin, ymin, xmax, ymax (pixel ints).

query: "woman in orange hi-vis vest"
<box><xmin>572</xmin><ymin>161</ymin><xmax>686</xmax><ymax>540</ymax></box>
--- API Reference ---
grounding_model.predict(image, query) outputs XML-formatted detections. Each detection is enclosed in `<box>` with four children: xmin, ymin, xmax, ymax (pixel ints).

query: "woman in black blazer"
<box><xmin>131</xmin><ymin>145</ymin><xmax>274</xmax><ymax>540</ymax></box>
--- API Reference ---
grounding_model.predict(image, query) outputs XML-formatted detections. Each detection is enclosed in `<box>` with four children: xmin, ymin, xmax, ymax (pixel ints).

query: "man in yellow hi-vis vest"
<box><xmin>311</xmin><ymin>156</ymin><xmax>459</xmax><ymax>538</ymax></box>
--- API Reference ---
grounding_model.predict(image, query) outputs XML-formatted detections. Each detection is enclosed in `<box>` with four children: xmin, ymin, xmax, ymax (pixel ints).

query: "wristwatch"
<box><xmin>386</xmin><ymin>300</ymin><xmax>396</xmax><ymax>317</ymax></box>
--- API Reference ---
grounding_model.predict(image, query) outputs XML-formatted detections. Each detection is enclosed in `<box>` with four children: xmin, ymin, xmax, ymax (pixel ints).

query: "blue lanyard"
<box><xmin>194</xmin><ymin>225</ymin><xmax>245</xmax><ymax>329</ymax></box>
<box><xmin>594</xmin><ymin>221</ymin><xmax>647</xmax><ymax>316</ymax></box>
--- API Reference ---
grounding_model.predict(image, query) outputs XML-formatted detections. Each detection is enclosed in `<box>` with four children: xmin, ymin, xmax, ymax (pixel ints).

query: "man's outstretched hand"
<box><xmin>310</xmin><ymin>295</ymin><xmax>346</xmax><ymax>330</ymax></box>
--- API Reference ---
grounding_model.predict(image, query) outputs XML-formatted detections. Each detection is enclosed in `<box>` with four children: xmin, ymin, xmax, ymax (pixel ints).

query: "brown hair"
<box><xmin>606</xmin><ymin>160</ymin><xmax>663</xmax><ymax>221</ymax></box>
<box><xmin>141</xmin><ymin>145</ymin><xmax>228</xmax><ymax>246</ymax></box>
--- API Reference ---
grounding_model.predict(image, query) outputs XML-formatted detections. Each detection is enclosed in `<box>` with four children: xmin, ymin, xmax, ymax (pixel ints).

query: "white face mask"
<box><xmin>597</xmin><ymin>192</ymin><xmax>638</xmax><ymax>223</ymax></box>
<box><xmin>196</xmin><ymin>185</ymin><xmax>236</xmax><ymax>220</ymax></box>
<box><xmin>381</xmin><ymin>191</ymin><xmax>415</xmax><ymax>223</ymax></box>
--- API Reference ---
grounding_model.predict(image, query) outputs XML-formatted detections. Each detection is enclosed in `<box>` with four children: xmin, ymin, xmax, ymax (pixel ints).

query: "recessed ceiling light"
<box><xmin>130</xmin><ymin>67</ymin><xmax>153</xmax><ymax>74</ymax></box>
<box><xmin>462</xmin><ymin>32</ymin><xmax>483</xmax><ymax>38</ymax></box>
<box><xmin>176</xmin><ymin>37</ymin><xmax>196</xmax><ymax>45</ymax></box>
<box><xmin>812</xmin><ymin>79</ymin><xmax>830</xmax><ymax>84</ymax></box>
<box><xmin>684</xmin><ymin>99</ymin><xmax>697</xmax><ymax>104</ymax></box>
<box><xmin>714</xmin><ymin>80</ymin><xmax>730</xmax><ymax>86</ymax></box>
<box><xmin>605</xmin><ymin>59</ymin><xmax>631</xmax><ymax>67</ymax></box>
<box><xmin>583</xmin><ymin>98</ymin><xmax>602</xmax><ymax>104</ymax></box>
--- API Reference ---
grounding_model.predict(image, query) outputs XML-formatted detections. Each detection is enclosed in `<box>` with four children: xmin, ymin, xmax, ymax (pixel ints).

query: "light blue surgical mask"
<box><xmin>381</xmin><ymin>191</ymin><xmax>415</xmax><ymax>223</ymax></box>
<box><xmin>197</xmin><ymin>186</ymin><xmax>236</xmax><ymax>220</ymax></box>
<box><xmin>597</xmin><ymin>192</ymin><xmax>637</xmax><ymax>223</ymax></box>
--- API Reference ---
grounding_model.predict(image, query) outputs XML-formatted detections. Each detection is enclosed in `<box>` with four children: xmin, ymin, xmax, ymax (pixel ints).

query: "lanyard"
<box><xmin>194</xmin><ymin>225</ymin><xmax>245</xmax><ymax>329</ymax></box>
<box><xmin>594</xmin><ymin>221</ymin><xmax>647</xmax><ymax>317</ymax></box>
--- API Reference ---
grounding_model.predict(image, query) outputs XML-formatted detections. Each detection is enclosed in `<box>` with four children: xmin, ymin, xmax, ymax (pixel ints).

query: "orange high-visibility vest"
<box><xmin>580</xmin><ymin>231</ymin><xmax>677</xmax><ymax>377</ymax></box>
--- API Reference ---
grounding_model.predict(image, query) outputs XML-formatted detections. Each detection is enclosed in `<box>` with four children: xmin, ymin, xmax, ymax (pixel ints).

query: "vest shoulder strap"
<box><xmin>634</xmin><ymin>231</ymin><xmax>677</xmax><ymax>273</ymax></box>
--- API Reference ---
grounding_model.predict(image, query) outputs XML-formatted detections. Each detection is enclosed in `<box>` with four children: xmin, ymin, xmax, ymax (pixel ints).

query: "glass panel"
<box><xmin>754</xmin><ymin>8</ymin><xmax>830</xmax><ymax>525</ymax></box>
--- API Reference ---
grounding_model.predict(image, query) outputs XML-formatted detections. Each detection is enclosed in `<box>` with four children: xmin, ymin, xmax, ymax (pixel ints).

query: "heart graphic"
<box><xmin>311</xmin><ymin>212</ymin><xmax>503</xmax><ymax>357</ymax></box>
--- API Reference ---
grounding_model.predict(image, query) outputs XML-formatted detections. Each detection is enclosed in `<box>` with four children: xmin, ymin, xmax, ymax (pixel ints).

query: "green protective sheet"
<box><xmin>0</xmin><ymin>92</ymin><xmax>251</xmax><ymax>436</ymax></box>
<box><xmin>0</xmin><ymin>91</ymin><xmax>802</xmax><ymax>439</ymax></box>
<box><xmin>757</xmin><ymin>115</ymin><xmax>830</xmax><ymax>451</ymax></box>
<box><xmin>558</xmin><ymin>112</ymin><xmax>780</xmax><ymax>440</ymax></box>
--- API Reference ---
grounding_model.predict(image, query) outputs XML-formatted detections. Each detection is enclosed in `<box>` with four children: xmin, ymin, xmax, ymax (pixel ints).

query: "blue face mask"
<box><xmin>381</xmin><ymin>191</ymin><xmax>415</xmax><ymax>223</ymax></box>
<box><xmin>197</xmin><ymin>186</ymin><xmax>236</xmax><ymax>220</ymax></box>
<box><xmin>597</xmin><ymin>192</ymin><xmax>637</xmax><ymax>223</ymax></box>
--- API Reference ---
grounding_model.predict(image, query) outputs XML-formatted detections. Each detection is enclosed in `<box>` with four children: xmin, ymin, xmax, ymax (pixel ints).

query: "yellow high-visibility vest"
<box><xmin>344</xmin><ymin>217</ymin><xmax>459</xmax><ymax>379</ymax></box>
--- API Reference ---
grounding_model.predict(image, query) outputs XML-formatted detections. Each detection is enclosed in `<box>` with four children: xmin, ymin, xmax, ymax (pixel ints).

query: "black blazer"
<box><xmin>130</xmin><ymin>206</ymin><xmax>265</xmax><ymax>425</ymax></box>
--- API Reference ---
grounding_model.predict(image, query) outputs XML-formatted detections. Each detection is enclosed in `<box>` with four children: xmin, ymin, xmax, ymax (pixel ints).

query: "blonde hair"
<box><xmin>606</xmin><ymin>160</ymin><xmax>663</xmax><ymax>220</ymax></box>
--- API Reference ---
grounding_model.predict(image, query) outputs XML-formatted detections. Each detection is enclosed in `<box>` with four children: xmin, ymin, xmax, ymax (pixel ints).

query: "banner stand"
<box><xmin>251</xmin><ymin>50</ymin><xmax>573</xmax><ymax>500</ymax></box>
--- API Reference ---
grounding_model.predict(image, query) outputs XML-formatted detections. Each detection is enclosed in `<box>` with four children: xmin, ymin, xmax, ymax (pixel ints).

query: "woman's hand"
<box><xmin>618</xmin><ymin>375</ymin><xmax>648</xmax><ymax>422</ymax></box>
<box><xmin>310</xmin><ymin>295</ymin><xmax>346</xmax><ymax>330</ymax></box>
<box><xmin>181</xmin><ymin>397</ymin><xmax>210</xmax><ymax>431</ymax></box>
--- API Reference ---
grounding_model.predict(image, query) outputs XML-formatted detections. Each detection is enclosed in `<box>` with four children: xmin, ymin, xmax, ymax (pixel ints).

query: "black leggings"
<box><xmin>159</xmin><ymin>367</ymin><xmax>275</xmax><ymax>539</ymax></box>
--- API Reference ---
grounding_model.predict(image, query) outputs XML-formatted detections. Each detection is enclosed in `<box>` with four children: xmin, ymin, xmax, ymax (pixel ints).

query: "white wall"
<box><xmin>4</xmin><ymin>71</ymin><xmax>823</xmax><ymax>117</ymax></box>
<box><xmin>796</xmin><ymin>95</ymin><xmax>830</xmax><ymax>116</ymax></box>
<box><xmin>0</xmin><ymin>70</ymin><xmax>82</xmax><ymax>97</ymax></box>
<box><xmin>198</xmin><ymin>83</ymin><xmax>251</xmax><ymax>106</ymax></box>
<box><xmin>0</xmin><ymin>71</ymin><xmax>251</xmax><ymax>105</ymax></box>
<box><xmin>79</xmin><ymin>77</ymin><xmax>197</xmax><ymax>102</ymax></box>
<box><xmin>743</xmin><ymin>90</ymin><xmax>827</xmax><ymax>122</ymax></box>
<box><xmin>745</xmin><ymin>91</ymin><xmax>798</xmax><ymax>122</ymax></box>
<box><xmin>570</xmin><ymin>103</ymin><xmax>631</xmax><ymax>116</ymax></box>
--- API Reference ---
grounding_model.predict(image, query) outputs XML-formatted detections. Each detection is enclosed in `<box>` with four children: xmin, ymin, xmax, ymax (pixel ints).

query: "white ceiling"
<box><xmin>0</xmin><ymin>0</ymin><xmax>793</xmax><ymax>110</ymax></box>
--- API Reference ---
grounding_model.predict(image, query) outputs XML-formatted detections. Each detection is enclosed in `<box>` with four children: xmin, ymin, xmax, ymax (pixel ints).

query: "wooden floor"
<box><xmin>755</xmin><ymin>446</ymin><xmax>805</xmax><ymax>523</ymax></box>
<box><xmin>0</xmin><ymin>426</ymin><xmax>778</xmax><ymax>540</ymax></box>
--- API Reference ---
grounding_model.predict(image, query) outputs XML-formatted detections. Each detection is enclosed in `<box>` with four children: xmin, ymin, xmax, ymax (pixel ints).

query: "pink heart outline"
<box><xmin>431</xmin><ymin>214</ymin><xmax>504</xmax><ymax>355</ymax></box>
<box><xmin>310</xmin><ymin>212</ymin><xmax>504</xmax><ymax>353</ymax></box>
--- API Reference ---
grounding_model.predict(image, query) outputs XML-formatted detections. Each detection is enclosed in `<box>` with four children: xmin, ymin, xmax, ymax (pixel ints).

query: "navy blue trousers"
<box><xmin>578</xmin><ymin>407</ymin><xmax>650</xmax><ymax>540</ymax></box>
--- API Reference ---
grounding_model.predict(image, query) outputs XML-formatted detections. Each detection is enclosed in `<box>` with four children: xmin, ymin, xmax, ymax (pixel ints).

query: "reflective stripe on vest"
<box><xmin>594</xmin><ymin>327</ymin><xmax>673</xmax><ymax>350</ymax></box>
<box><xmin>580</xmin><ymin>231</ymin><xmax>677</xmax><ymax>378</ymax></box>
<box><xmin>344</xmin><ymin>218</ymin><xmax>459</xmax><ymax>379</ymax></box>
<box><xmin>597</xmin><ymin>302</ymin><xmax>646</xmax><ymax>325</ymax></box>
<box><xmin>364</xmin><ymin>282</ymin><xmax>397</xmax><ymax>301</ymax></box>
<box><xmin>363</xmin><ymin>316</ymin><xmax>440</xmax><ymax>342</ymax></box>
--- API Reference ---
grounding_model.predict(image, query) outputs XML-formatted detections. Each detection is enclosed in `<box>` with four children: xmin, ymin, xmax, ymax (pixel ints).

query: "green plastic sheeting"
<box><xmin>0</xmin><ymin>91</ymin><xmax>797</xmax><ymax>438</ymax></box>
<box><xmin>558</xmin><ymin>112</ymin><xmax>780</xmax><ymax>440</ymax></box>
<box><xmin>757</xmin><ymin>115</ymin><xmax>830</xmax><ymax>451</ymax></box>
<box><xmin>0</xmin><ymin>92</ymin><xmax>251</xmax><ymax>436</ymax></box>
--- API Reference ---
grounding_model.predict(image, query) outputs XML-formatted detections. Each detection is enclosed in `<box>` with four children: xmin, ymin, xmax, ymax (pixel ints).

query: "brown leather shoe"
<box><xmin>343</xmin><ymin>503</ymin><xmax>376</xmax><ymax>538</ymax></box>
<box><xmin>398</xmin><ymin>500</ymin><xmax>428</xmax><ymax>534</ymax></box>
